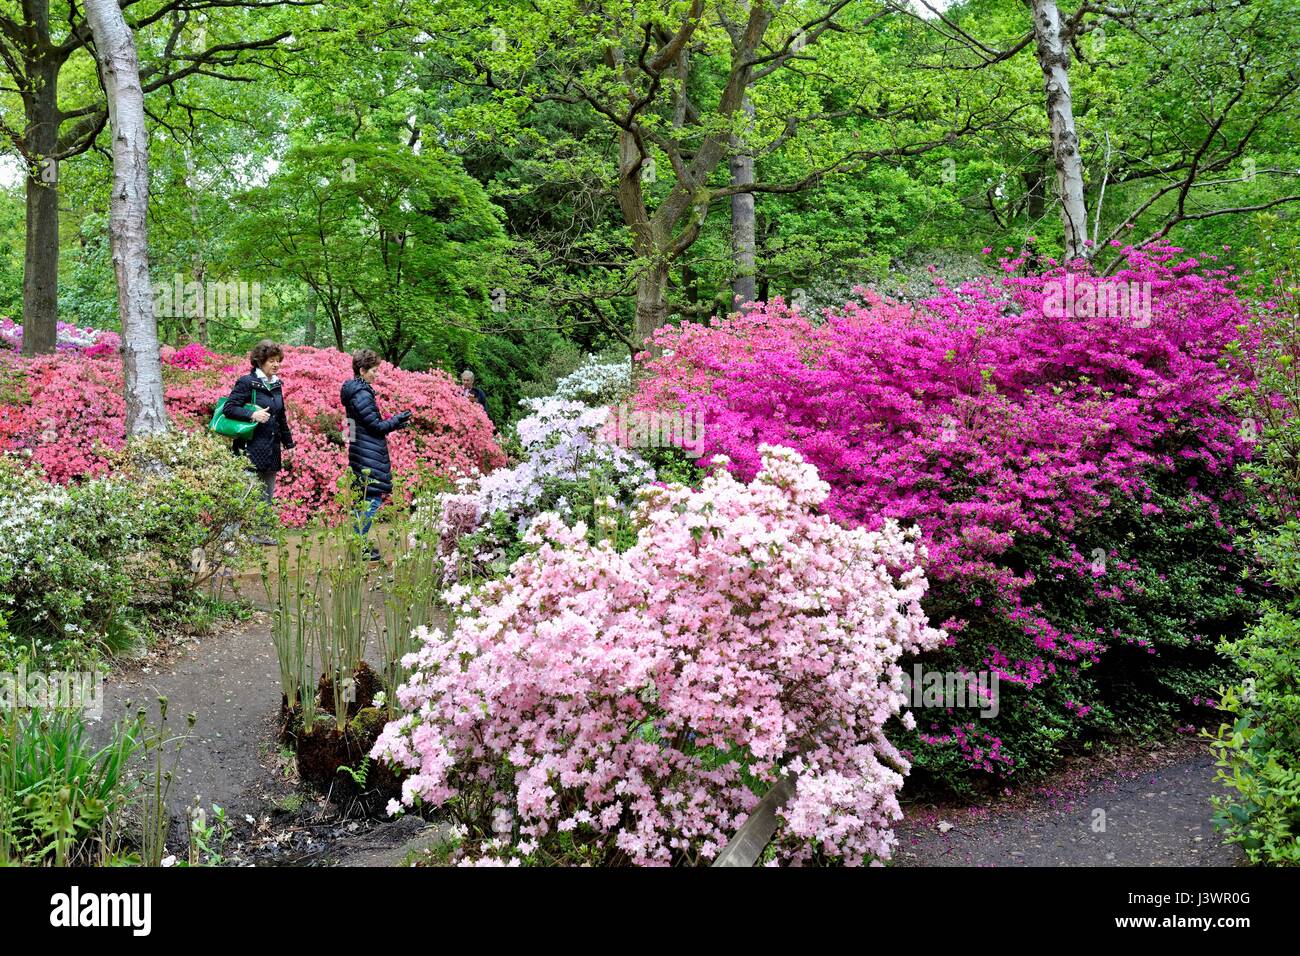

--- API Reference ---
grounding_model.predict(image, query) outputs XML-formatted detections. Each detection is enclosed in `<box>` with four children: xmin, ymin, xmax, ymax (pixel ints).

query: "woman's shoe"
<box><xmin>364</xmin><ymin>545</ymin><xmax>383</xmax><ymax>562</ymax></box>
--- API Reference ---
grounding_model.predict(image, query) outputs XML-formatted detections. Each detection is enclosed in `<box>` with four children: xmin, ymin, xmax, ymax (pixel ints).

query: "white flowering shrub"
<box><xmin>429</xmin><ymin>396</ymin><xmax>654</xmax><ymax>578</ymax></box>
<box><xmin>0</xmin><ymin>431</ymin><xmax>275</xmax><ymax>670</ymax></box>
<box><xmin>106</xmin><ymin>430</ymin><xmax>276</xmax><ymax>604</ymax></box>
<box><xmin>551</xmin><ymin>353</ymin><xmax>632</xmax><ymax>406</ymax></box>
<box><xmin>0</xmin><ymin>456</ymin><xmax>139</xmax><ymax>668</ymax></box>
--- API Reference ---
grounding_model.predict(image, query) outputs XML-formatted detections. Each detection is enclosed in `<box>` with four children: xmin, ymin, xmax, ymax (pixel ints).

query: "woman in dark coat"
<box><xmin>222</xmin><ymin>341</ymin><xmax>295</xmax><ymax>535</ymax></box>
<box><xmin>340</xmin><ymin>349</ymin><xmax>411</xmax><ymax>557</ymax></box>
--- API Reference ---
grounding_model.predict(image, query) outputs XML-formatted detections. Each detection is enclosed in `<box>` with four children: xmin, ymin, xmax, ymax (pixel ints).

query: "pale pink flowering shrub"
<box><xmin>373</xmin><ymin>445</ymin><xmax>945</xmax><ymax>865</ymax></box>
<box><xmin>0</xmin><ymin>317</ymin><xmax>120</xmax><ymax>354</ymax></box>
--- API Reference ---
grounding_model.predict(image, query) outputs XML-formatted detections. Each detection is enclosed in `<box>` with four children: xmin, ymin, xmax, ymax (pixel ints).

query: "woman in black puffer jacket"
<box><xmin>222</xmin><ymin>341</ymin><xmax>295</xmax><ymax>533</ymax></box>
<box><xmin>340</xmin><ymin>349</ymin><xmax>411</xmax><ymax>555</ymax></box>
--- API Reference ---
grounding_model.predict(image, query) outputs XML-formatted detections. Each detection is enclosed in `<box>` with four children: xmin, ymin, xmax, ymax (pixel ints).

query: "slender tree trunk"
<box><xmin>681</xmin><ymin>262</ymin><xmax>697</xmax><ymax>307</ymax></box>
<box><xmin>85</xmin><ymin>0</ymin><xmax>168</xmax><ymax>436</ymax></box>
<box><xmin>1024</xmin><ymin>160</ymin><xmax>1047</xmax><ymax>220</ymax></box>
<box><xmin>616</xmin><ymin>122</ymin><xmax>671</xmax><ymax>359</ymax></box>
<box><xmin>22</xmin><ymin>57</ymin><xmax>60</xmax><ymax>356</ymax></box>
<box><xmin>730</xmin><ymin>95</ymin><xmax>757</xmax><ymax>310</ymax></box>
<box><xmin>303</xmin><ymin>293</ymin><xmax>318</xmax><ymax>347</ymax></box>
<box><xmin>1030</xmin><ymin>0</ymin><xmax>1089</xmax><ymax>261</ymax></box>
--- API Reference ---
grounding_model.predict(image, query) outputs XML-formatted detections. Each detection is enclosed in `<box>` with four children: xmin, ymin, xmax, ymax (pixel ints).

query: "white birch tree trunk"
<box><xmin>1030</xmin><ymin>0</ymin><xmax>1090</xmax><ymax>261</ymax></box>
<box><xmin>85</xmin><ymin>0</ymin><xmax>169</xmax><ymax>436</ymax></box>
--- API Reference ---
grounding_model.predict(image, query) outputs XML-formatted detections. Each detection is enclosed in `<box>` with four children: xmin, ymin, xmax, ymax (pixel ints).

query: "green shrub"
<box><xmin>0</xmin><ymin>430</ymin><xmax>271</xmax><ymax>671</ymax></box>
<box><xmin>0</xmin><ymin>459</ymin><xmax>139</xmax><ymax>669</ymax></box>
<box><xmin>1209</xmin><ymin>579</ymin><xmax>1300</xmax><ymax>864</ymax></box>
<box><xmin>106</xmin><ymin>429</ymin><xmax>276</xmax><ymax>605</ymax></box>
<box><xmin>1209</xmin><ymin>260</ymin><xmax>1300</xmax><ymax>864</ymax></box>
<box><xmin>893</xmin><ymin>460</ymin><xmax>1259</xmax><ymax>797</ymax></box>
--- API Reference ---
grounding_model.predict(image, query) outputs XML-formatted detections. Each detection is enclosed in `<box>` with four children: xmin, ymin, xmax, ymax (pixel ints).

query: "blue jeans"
<box><xmin>354</xmin><ymin>495</ymin><xmax>382</xmax><ymax>537</ymax></box>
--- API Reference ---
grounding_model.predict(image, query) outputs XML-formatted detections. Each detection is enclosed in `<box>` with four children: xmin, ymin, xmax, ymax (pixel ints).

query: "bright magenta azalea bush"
<box><xmin>632</xmin><ymin>244</ymin><xmax>1264</xmax><ymax>789</ymax></box>
<box><xmin>373</xmin><ymin>446</ymin><xmax>945</xmax><ymax>865</ymax></box>
<box><xmin>0</xmin><ymin>344</ymin><xmax>503</xmax><ymax>525</ymax></box>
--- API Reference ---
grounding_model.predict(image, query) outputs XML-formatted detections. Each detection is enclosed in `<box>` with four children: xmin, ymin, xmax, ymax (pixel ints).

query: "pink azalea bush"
<box><xmin>0</xmin><ymin>317</ymin><xmax>120</xmax><ymax>354</ymax></box>
<box><xmin>0</xmin><ymin>345</ymin><xmax>504</xmax><ymax>525</ymax></box>
<box><xmin>160</xmin><ymin>342</ymin><xmax>218</xmax><ymax>370</ymax></box>
<box><xmin>633</xmin><ymin>244</ymin><xmax>1262</xmax><ymax>786</ymax></box>
<box><xmin>373</xmin><ymin>446</ymin><xmax>945</xmax><ymax>865</ymax></box>
<box><xmin>5</xmin><ymin>350</ymin><xmax>126</xmax><ymax>483</ymax></box>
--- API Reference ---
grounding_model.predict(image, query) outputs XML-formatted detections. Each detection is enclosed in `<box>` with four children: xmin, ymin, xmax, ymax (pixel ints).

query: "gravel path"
<box><xmin>894</xmin><ymin>746</ymin><xmax>1245</xmax><ymax>866</ymax></box>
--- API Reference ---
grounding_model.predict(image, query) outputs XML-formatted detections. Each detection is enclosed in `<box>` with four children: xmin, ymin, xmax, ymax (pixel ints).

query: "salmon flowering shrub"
<box><xmin>373</xmin><ymin>446</ymin><xmax>945</xmax><ymax>866</ymax></box>
<box><xmin>633</xmin><ymin>244</ymin><xmax>1263</xmax><ymax>786</ymax></box>
<box><xmin>0</xmin><ymin>345</ymin><xmax>503</xmax><ymax>524</ymax></box>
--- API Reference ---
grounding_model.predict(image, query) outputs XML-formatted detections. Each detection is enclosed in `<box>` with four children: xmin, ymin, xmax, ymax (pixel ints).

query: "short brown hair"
<box><xmin>352</xmin><ymin>349</ymin><xmax>382</xmax><ymax>377</ymax></box>
<box><xmin>249</xmin><ymin>340</ymin><xmax>284</xmax><ymax>371</ymax></box>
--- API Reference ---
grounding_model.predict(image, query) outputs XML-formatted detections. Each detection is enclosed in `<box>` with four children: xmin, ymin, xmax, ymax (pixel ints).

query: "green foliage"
<box><xmin>0</xmin><ymin>431</ymin><xmax>270</xmax><ymax>672</ymax></box>
<box><xmin>106</xmin><ymin>429</ymin><xmax>276</xmax><ymax>605</ymax></box>
<box><xmin>639</xmin><ymin>444</ymin><xmax>706</xmax><ymax>488</ymax></box>
<box><xmin>182</xmin><ymin>801</ymin><xmax>232</xmax><ymax>867</ymax></box>
<box><xmin>234</xmin><ymin>140</ymin><xmax>512</xmax><ymax>365</ymax></box>
<box><xmin>0</xmin><ymin>707</ymin><xmax>143</xmax><ymax>867</ymax></box>
<box><xmin>1210</xmin><ymin>598</ymin><xmax>1300</xmax><ymax>865</ymax></box>
<box><xmin>0</xmin><ymin>189</ymin><xmax>24</xmax><ymax>319</ymax></box>
<box><xmin>1210</xmin><ymin>253</ymin><xmax>1300</xmax><ymax>865</ymax></box>
<box><xmin>0</xmin><ymin>459</ymin><xmax>140</xmax><ymax>669</ymax></box>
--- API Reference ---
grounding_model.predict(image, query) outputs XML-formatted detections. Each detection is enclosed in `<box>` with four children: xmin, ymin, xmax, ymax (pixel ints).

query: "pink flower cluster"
<box><xmin>633</xmin><ymin>244</ymin><xmax>1254</xmax><ymax>736</ymax></box>
<box><xmin>0</xmin><ymin>345</ymin><xmax>504</xmax><ymax>525</ymax></box>
<box><xmin>0</xmin><ymin>317</ymin><xmax>121</xmax><ymax>354</ymax></box>
<box><xmin>373</xmin><ymin>446</ymin><xmax>945</xmax><ymax>865</ymax></box>
<box><xmin>160</xmin><ymin>342</ymin><xmax>218</xmax><ymax>370</ymax></box>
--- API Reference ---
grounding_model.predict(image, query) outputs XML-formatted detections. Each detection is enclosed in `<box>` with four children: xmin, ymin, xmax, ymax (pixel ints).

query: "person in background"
<box><xmin>341</xmin><ymin>349</ymin><xmax>412</xmax><ymax>561</ymax></box>
<box><xmin>222</xmin><ymin>340</ymin><xmax>294</xmax><ymax>545</ymax></box>
<box><xmin>460</xmin><ymin>369</ymin><xmax>489</xmax><ymax>419</ymax></box>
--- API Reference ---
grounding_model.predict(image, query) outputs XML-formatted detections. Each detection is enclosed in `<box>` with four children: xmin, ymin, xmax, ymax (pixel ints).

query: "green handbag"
<box><xmin>210</xmin><ymin>397</ymin><xmax>260</xmax><ymax>439</ymax></box>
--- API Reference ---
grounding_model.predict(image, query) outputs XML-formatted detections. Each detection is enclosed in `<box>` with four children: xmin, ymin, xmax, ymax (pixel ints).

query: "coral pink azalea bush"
<box><xmin>373</xmin><ymin>446</ymin><xmax>944</xmax><ymax>865</ymax></box>
<box><xmin>633</xmin><ymin>244</ymin><xmax>1264</xmax><ymax>789</ymax></box>
<box><xmin>0</xmin><ymin>344</ymin><xmax>503</xmax><ymax>525</ymax></box>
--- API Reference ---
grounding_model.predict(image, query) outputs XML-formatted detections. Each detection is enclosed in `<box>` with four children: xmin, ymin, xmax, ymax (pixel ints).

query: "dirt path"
<box><xmin>91</xmin><ymin>552</ymin><xmax>446</xmax><ymax>865</ymax></box>
<box><xmin>95</xmin><ymin>607</ymin><xmax>449</xmax><ymax>866</ymax></box>
<box><xmin>98</xmin><ymin>612</ymin><xmax>292</xmax><ymax>821</ymax></box>
<box><xmin>893</xmin><ymin>743</ymin><xmax>1244</xmax><ymax>867</ymax></box>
